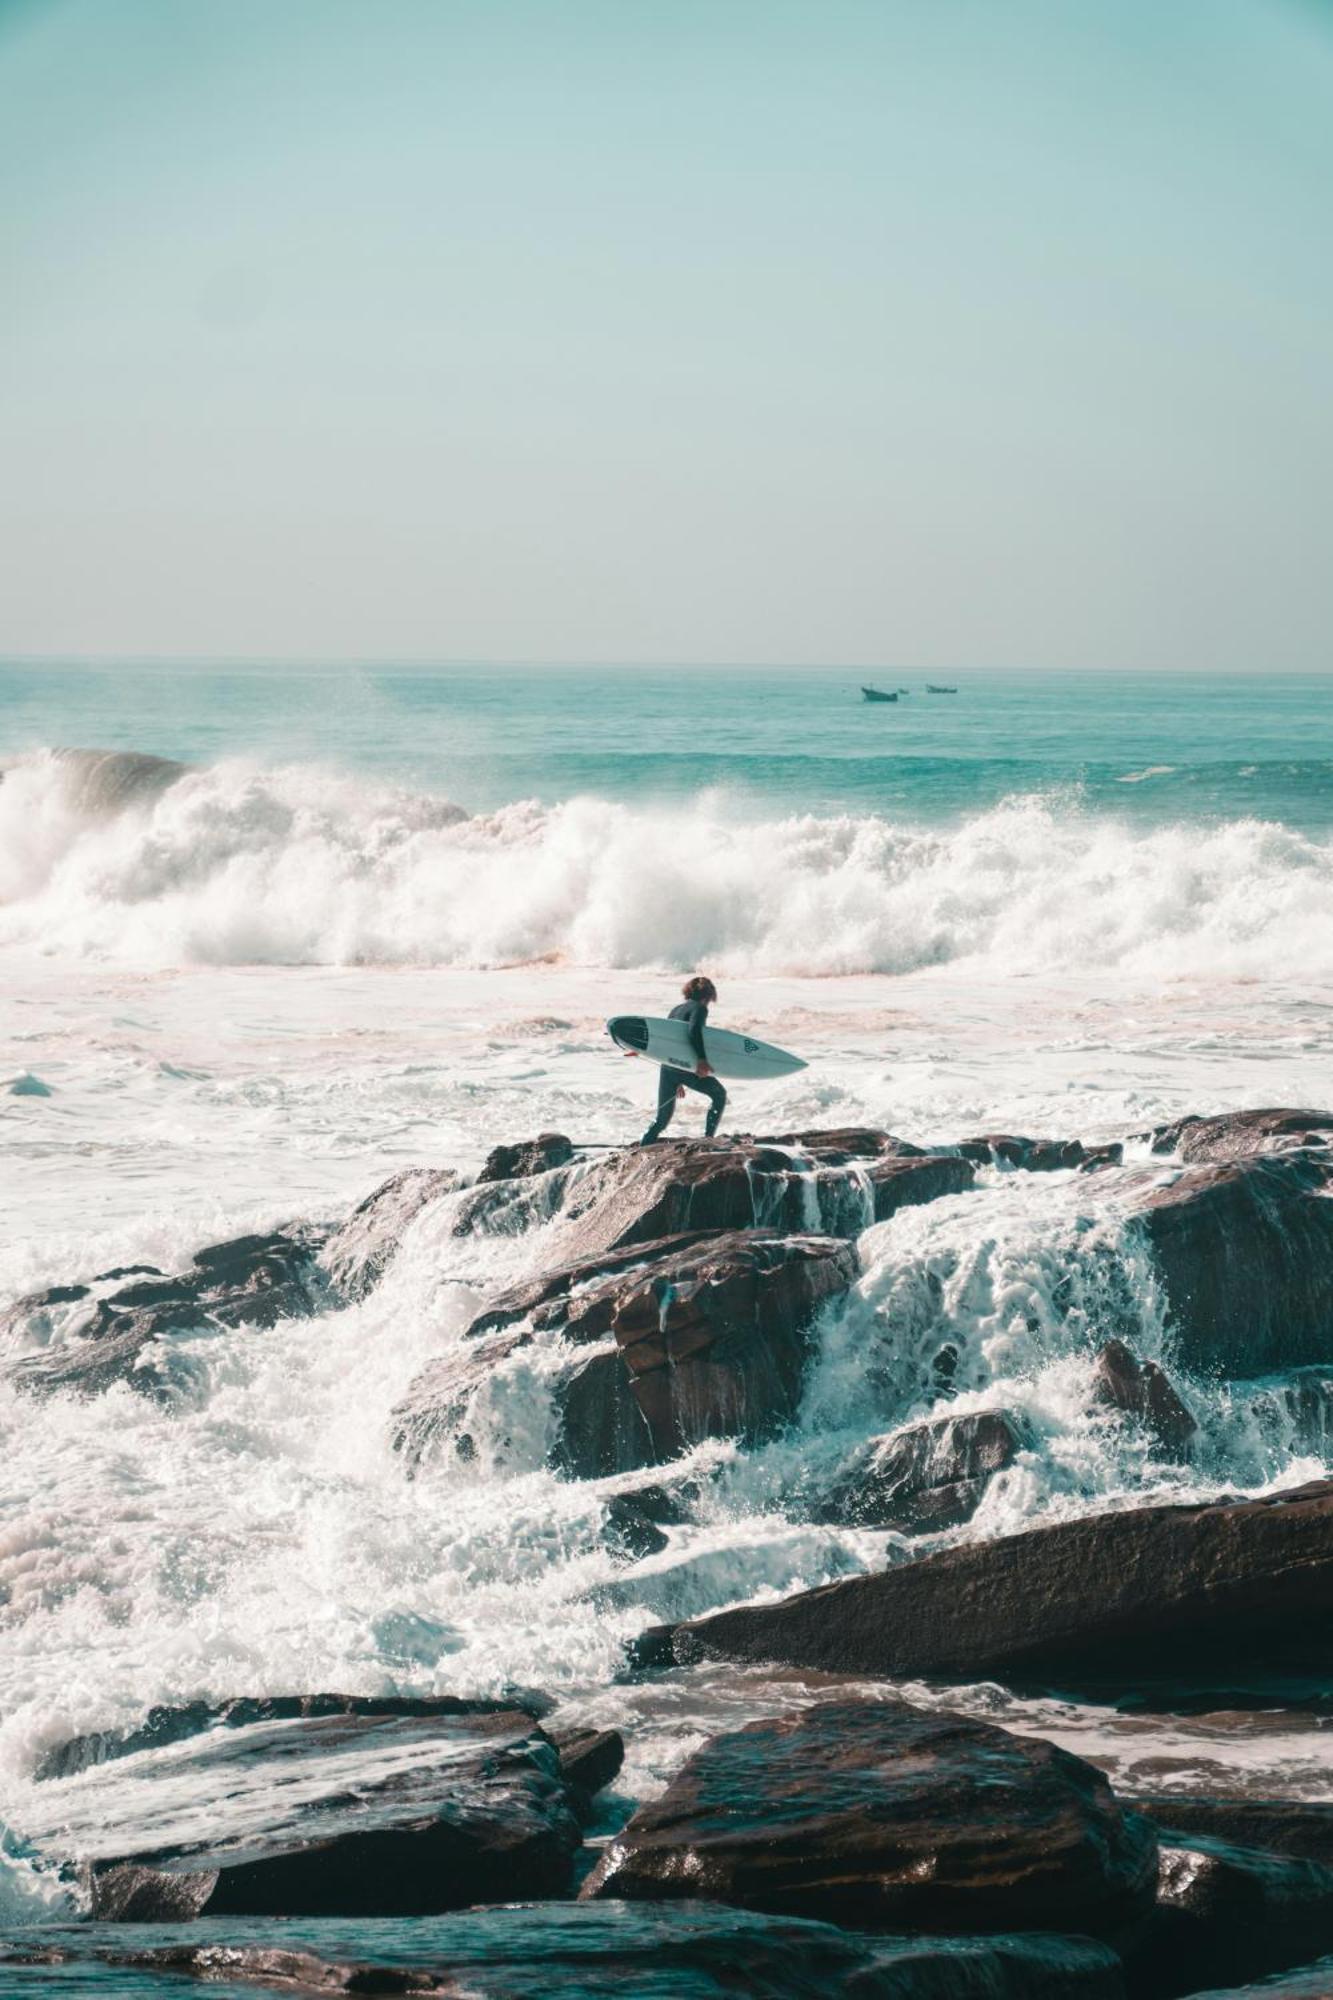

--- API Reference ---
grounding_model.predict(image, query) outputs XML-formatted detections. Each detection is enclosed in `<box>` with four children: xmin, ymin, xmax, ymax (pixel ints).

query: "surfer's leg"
<box><xmin>642</xmin><ymin>1067</ymin><xmax>683</xmax><ymax>1143</ymax></box>
<box><xmin>703</xmin><ymin>1076</ymin><xmax>727</xmax><ymax>1137</ymax></box>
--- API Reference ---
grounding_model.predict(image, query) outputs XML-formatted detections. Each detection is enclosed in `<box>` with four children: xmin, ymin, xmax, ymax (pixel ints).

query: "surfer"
<box><xmin>641</xmin><ymin>975</ymin><xmax>727</xmax><ymax>1143</ymax></box>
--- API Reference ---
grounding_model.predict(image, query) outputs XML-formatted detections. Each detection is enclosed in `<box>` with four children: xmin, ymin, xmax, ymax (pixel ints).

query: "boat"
<box><xmin>926</xmin><ymin>683</ymin><xmax>958</xmax><ymax>694</ymax></box>
<box><xmin>861</xmin><ymin>685</ymin><xmax>898</xmax><ymax>703</ymax></box>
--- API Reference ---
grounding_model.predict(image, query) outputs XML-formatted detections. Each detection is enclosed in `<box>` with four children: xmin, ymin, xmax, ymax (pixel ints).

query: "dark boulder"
<box><xmin>550</xmin><ymin>1727</ymin><xmax>626</xmax><ymax>1815</ymax></box>
<box><xmin>25</xmin><ymin>1703</ymin><xmax>582</xmax><ymax>1919</ymax></box>
<box><xmin>639</xmin><ymin>1482</ymin><xmax>1333</xmax><ymax>1690</ymax></box>
<box><xmin>1137</xmin><ymin>1834</ymin><xmax>1333</xmax><ymax>2000</ymax></box>
<box><xmin>583</xmin><ymin>1698</ymin><xmax>1158</xmax><ymax>1944</ymax></box>
<box><xmin>35</xmin><ymin>1690</ymin><xmax>546</xmax><ymax>1783</ymax></box>
<box><xmin>394</xmin><ymin>1231</ymin><xmax>858</xmax><ymax>1480</ymax></box>
<box><xmin>1128</xmin><ymin>1798</ymin><xmax>1333</xmax><ymax>1872</ymax></box>
<box><xmin>478</xmin><ymin>1132</ymin><xmax>575</xmax><ymax>1183</ymax></box>
<box><xmin>6</xmin><ymin>1229</ymin><xmax>326</xmax><ymax>1403</ymax></box>
<box><xmin>958</xmin><ymin>1135</ymin><xmax>1124</xmax><ymax>1172</ymax></box>
<box><xmin>1091</xmin><ymin>1341</ymin><xmax>1197</xmax><ymax>1457</ymax></box>
<box><xmin>0</xmin><ymin>1905</ymin><xmax>1128</xmax><ymax>1999</ymax></box>
<box><xmin>1145</xmin><ymin>1108</ymin><xmax>1333</xmax><ymax>1164</ymax></box>
<box><xmin>320</xmin><ymin>1166</ymin><xmax>460</xmax><ymax>1300</ymax></box>
<box><xmin>815</xmin><ymin>1409</ymin><xmax>1033</xmax><ymax>1532</ymax></box>
<box><xmin>1133</xmin><ymin>1154</ymin><xmax>1333</xmax><ymax>1376</ymax></box>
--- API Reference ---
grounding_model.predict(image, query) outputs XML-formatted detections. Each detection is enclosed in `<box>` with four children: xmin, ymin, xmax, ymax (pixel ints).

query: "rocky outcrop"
<box><xmin>1133</xmin><ymin>1154</ymin><xmax>1333</xmax><ymax>1376</ymax></box>
<box><xmin>0</xmin><ymin>1905</ymin><xmax>1129</xmax><ymax>1999</ymax></box>
<box><xmin>637</xmin><ymin>1482</ymin><xmax>1333</xmax><ymax>1688</ymax></box>
<box><xmin>394</xmin><ymin>1231</ymin><xmax>858</xmax><ymax>1480</ymax></box>
<box><xmin>1146</xmin><ymin>1108</ymin><xmax>1333</xmax><ymax>1164</ymax></box>
<box><xmin>320</xmin><ymin>1166</ymin><xmax>460</xmax><ymax>1300</ymax></box>
<box><xmin>5</xmin><ymin>1230</ymin><xmax>327</xmax><ymax>1402</ymax></box>
<box><xmin>551</xmin><ymin>1138</ymin><xmax>972</xmax><ymax>1262</ymax></box>
<box><xmin>478</xmin><ymin>1132</ymin><xmax>575</xmax><ymax>1183</ymax></box>
<box><xmin>1139</xmin><ymin>1834</ymin><xmax>1333</xmax><ymax>1999</ymax></box>
<box><xmin>583</xmin><ymin>1698</ymin><xmax>1158</xmax><ymax>1944</ymax></box>
<box><xmin>814</xmin><ymin>1409</ymin><xmax>1033</xmax><ymax>1532</ymax></box>
<box><xmin>30</xmin><ymin>1702</ymin><xmax>582</xmax><ymax>1919</ymax></box>
<box><xmin>1127</xmin><ymin>1798</ymin><xmax>1333</xmax><ymax>1872</ymax></box>
<box><xmin>1091</xmin><ymin>1341</ymin><xmax>1197</xmax><ymax>1457</ymax></box>
<box><xmin>958</xmin><ymin>1135</ymin><xmax>1124</xmax><ymax>1172</ymax></box>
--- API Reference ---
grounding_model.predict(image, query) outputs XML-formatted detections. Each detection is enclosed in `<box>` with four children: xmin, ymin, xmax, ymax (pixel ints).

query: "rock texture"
<box><xmin>583</xmin><ymin>1698</ymin><xmax>1158</xmax><ymax>1943</ymax></box>
<box><xmin>320</xmin><ymin>1166</ymin><xmax>460</xmax><ymax>1301</ymax></box>
<box><xmin>1091</xmin><ymin>1341</ymin><xmax>1197</xmax><ymax>1457</ymax></box>
<box><xmin>1140</xmin><ymin>1834</ymin><xmax>1333</xmax><ymax>2000</ymax></box>
<box><xmin>958</xmin><ymin>1135</ymin><xmax>1124</xmax><ymax>1172</ymax></box>
<box><xmin>1127</xmin><ymin>1798</ymin><xmax>1333</xmax><ymax>1872</ymax></box>
<box><xmin>1132</xmin><ymin>1155</ymin><xmax>1333</xmax><ymax>1376</ymax></box>
<box><xmin>638</xmin><ymin>1482</ymin><xmax>1333</xmax><ymax>1687</ymax></box>
<box><xmin>815</xmin><ymin>1409</ymin><xmax>1033</xmax><ymax>1531</ymax></box>
<box><xmin>1146</xmin><ymin>1108</ymin><xmax>1333</xmax><ymax>1164</ymax></box>
<box><xmin>478</xmin><ymin>1132</ymin><xmax>575</xmax><ymax>1183</ymax></box>
<box><xmin>46</xmin><ymin>1703</ymin><xmax>583</xmax><ymax>1919</ymax></box>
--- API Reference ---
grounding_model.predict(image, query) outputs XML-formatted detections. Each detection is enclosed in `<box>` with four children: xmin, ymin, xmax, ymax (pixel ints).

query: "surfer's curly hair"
<box><xmin>682</xmin><ymin>975</ymin><xmax>717</xmax><ymax>1004</ymax></box>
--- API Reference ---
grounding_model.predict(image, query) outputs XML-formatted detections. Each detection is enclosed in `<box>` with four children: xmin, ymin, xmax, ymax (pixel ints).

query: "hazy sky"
<box><xmin>2</xmin><ymin>0</ymin><xmax>1331</xmax><ymax>669</ymax></box>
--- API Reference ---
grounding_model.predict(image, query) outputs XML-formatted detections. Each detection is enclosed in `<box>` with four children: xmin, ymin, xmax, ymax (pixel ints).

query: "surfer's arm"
<box><xmin>685</xmin><ymin>1002</ymin><xmax>712</xmax><ymax>1075</ymax></box>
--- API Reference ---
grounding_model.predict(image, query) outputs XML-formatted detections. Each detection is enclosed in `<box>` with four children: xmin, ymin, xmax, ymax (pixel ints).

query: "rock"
<box><xmin>1146</xmin><ymin>1108</ymin><xmax>1333</xmax><ymax>1164</ymax></box>
<box><xmin>35</xmin><ymin>1690</ymin><xmax>548</xmax><ymax>1783</ymax></box>
<box><xmin>638</xmin><ymin>1482</ymin><xmax>1333</xmax><ymax>1689</ymax></box>
<box><xmin>551</xmin><ymin>1138</ymin><xmax>972</xmax><ymax>1261</ymax></box>
<box><xmin>1137</xmin><ymin>1834</ymin><xmax>1333</xmax><ymax>2000</ymax></box>
<box><xmin>1127</xmin><ymin>1798</ymin><xmax>1333</xmax><ymax>1872</ymax></box>
<box><xmin>958</xmin><ymin>1135</ymin><xmax>1124</xmax><ymax>1172</ymax></box>
<box><xmin>1245</xmin><ymin>1368</ymin><xmax>1333</xmax><ymax>1454</ymax></box>
<box><xmin>1173</xmin><ymin>1957</ymin><xmax>1333</xmax><ymax>1998</ymax></box>
<box><xmin>815</xmin><ymin>1409</ymin><xmax>1033</xmax><ymax>1531</ymax></box>
<box><xmin>478</xmin><ymin>1132</ymin><xmax>575</xmax><ymax>1183</ymax></box>
<box><xmin>25</xmin><ymin>1703</ymin><xmax>582</xmax><ymax>1919</ymax></box>
<box><xmin>766</xmin><ymin>1126</ymin><xmax>927</xmax><ymax>1163</ymax></box>
<box><xmin>602</xmin><ymin>1494</ymin><xmax>671</xmax><ymax>1562</ymax></box>
<box><xmin>395</xmin><ymin>1231</ymin><xmax>858</xmax><ymax>1480</ymax></box>
<box><xmin>320</xmin><ymin>1166</ymin><xmax>460</xmax><ymax>1301</ymax></box>
<box><xmin>1091</xmin><ymin>1341</ymin><xmax>1197</xmax><ymax>1456</ymax></box>
<box><xmin>1134</xmin><ymin>1154</ymin><xmax>1333</xmax><ymax>1376</ymax></box>
<box><xmin>583</xmin><ymin>1698</ymin><xmax>1158</xmax><ymax>1944</ymax></box>
<box><xmin>0</xmin><ymin>1905</ymin><xmax>1129</xmax><ymax>1999</ymax></box>
<box><xmin>551</xmin><ymin>1727</ymin><xmax>625</xmax><ymax>1808</ymax></box>
<box><xmin>6</xmin><ymin>1229</ymin><xmax>327</xmax><ymax>1403</ymax></box>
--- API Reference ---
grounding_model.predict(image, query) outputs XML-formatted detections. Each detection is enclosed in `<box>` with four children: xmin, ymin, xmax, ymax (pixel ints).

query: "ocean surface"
<box><xmin>0</xmin><ymin>660</ymin><xmax>1330</xmax><ymax>1945</ymax></box>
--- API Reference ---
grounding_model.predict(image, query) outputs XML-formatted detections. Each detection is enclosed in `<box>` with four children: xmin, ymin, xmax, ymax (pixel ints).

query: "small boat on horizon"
<box><xmin>861</xmin><ymin>685</ymin><xmax>898</xmax><ymax>703</ymax></box>
<box><xmin>926</xmin><ymin>683</ymin><xmax>959</xmax><ymax>694</ymax></box>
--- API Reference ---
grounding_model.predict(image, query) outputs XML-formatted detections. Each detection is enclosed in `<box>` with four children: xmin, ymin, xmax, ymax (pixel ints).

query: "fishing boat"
<box><xmin>861</xmin><ymin>685</ymin><xmax>898</xmax><ymax>702</ymax></box>
<box><xmin>926</xmin><ymin>683</ymin><xmax>958</xmax><ymax>694</ymax></box>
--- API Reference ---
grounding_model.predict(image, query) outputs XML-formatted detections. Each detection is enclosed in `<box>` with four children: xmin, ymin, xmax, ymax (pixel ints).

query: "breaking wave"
<box><xmin>2</xmin><ymin>745</ymin><xmax>1331</xmax><ymax>977</ymax></box>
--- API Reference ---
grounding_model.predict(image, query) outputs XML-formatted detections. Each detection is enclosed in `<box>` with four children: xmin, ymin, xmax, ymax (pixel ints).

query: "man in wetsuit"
<box><xmin>641</xmin><ymin>974</ymin><xmax>727</xmax><ymax>1143</ymax></box>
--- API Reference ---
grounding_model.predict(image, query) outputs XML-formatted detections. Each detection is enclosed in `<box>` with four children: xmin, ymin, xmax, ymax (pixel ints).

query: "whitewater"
<box><xmin>1</xmin><ymin>664</ymin><xmax>1331</xmax><ymax>1926</ymax></box>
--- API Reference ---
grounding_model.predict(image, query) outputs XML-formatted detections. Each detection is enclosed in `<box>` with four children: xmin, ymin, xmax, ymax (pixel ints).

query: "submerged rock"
<box><xmin>320</xmin><ymin>1165</ymin><xmax>460</xmax><ymax>1301</ymax></box>
<box><xmin>5</xmin><ymin>1229</ymin><xmax>327</xmax><ymax>1403</ymax></box>
<box><xmin>35</xmin><ymin>1704</ymin><xmax>582</xmax><ymax>1919</ymax></box>
<box><xmin>958</xmin><ymin>1134</ymin><xmax>1124</xmax><ymax>1172</ymax></box>
<box><xmin>814</xmin><ymin>1409</ymin><xmax>1034</xmax><ymax>1531</ymax></box>
<box><xmin>1145</xmin><ymin>1107</ymin><xmax>1333</xmax><ymax>1165</ymax></box>
<box><xmin>583</xmin><ymin>1698</ymin><xmax>1158</xmax><ymax>1944</ymax></box>
<box><xmin>1139</xmin><ymin>1833</ymin><xmax>1333</xmax><ymax>2000</ymax></box>
<box><xmin>0</xmin><ymin>1904</ymin><xmax>1128</xmax><ymax>1999</ymax></box>
<box><xmin>394</xmin><ymin>1230</ymin><xmax>857</xmax><ymax>1480</ymax></box>
<box><xmin>638</xmin><ymin>1481</ymin><xmax>1333</xmax><ymax>1689</ymax></box>
<box><xmin>1134</xmin><ymin>1153</ymin><xmax>1333</xmax><ymax>1376</ymax></box>
<box><xmin>1091</xmin><ymin>1340</ymin><xmax>1197</xmax><ymax>1457</ymax></box>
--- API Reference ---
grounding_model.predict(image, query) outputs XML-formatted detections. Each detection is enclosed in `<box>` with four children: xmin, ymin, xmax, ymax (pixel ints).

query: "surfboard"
<box><xmin>606</xmin><ymin>1015</ymin><xmax>807</xmax><ymax>1080</ymax></box>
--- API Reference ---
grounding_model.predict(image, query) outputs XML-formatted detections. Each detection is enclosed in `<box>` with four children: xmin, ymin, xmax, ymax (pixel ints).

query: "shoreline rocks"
<box><xmin>813</xmin><ymin>1408</ymin><xmax>1034</xmax><ymax>1532</ymax></box>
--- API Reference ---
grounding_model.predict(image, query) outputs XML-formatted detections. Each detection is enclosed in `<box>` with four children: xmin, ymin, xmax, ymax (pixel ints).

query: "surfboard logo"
<box><xmin>743</xmin><ymin>1038</ymin><xmax>758</xmax><ymax>1052</ymax></box>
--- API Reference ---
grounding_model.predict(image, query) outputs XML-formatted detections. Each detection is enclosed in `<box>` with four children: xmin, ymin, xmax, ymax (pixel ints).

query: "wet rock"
<box><xmin>320</xmin><ymin>1166</ymin><xmax>460</xmax><ymax>1301</ymax></box>
<box><xmin>551</xmin><ymin>1727</ymin><xmax>626</xmax><ymax>1812</ymax></box>
<box><xmin>30</xmin><ymin>1704</ymin><xmax>583</xmax><ymax>1919</ymax></box>
<box><xmin>552</xmin><ymin>1137</ymin><xmax>971</xmax><ymax>1260</ymax></box>
<box><xmin>765</xmin><ymin>1126</ymin><xmax>927</xmax><ymax>1163</ymax></box>
<box><xmin>449</xmin><ymin>1162</ymin><xmax>581</xmax><ymax>1239</ymax></box>
<box><xmin>478</xmin><ymin>1131</ymin><xmax>575</xmax><ymax>1183</ymax></box>
<box><xmin>583</xmin><ymin>1698</ymin><xmax>1158</xmax><ymax>1944</ymax></box>
<box><xmin>1176</xmin><ymin>1956</ymin><xmax>1333</xmax><ymax>1998</ymax></box>
<box><xmin>396</xmin><ymin>1231</ymin><xmax>857</xmax><ymax>1480</ymax></box>
<box><xmin>1137</xmin><ymin>1833</ymin><xmax>1333</xmax><ymax>2000</ymax></box>
<box><xmin>1245</xmin><ymin>1368</ymin><xmax>1333</xmax><ymax>1455</ymax></box>
<box><xmin>35</xmin><ymin>1691</ymin><xmax>547</xmax><ymax>1783</ymax></box>
<box><xmin>1146</xmin><ymin>1107</ymin><xmax>1333</xmax><ymax>1164</ymax></box>
<box><xmin>602</xmin><ymin>1494</ymin><xmax>671</xmax><ymax>1562</ymax></box>
<box><xmin>1134</xmin><ymin>1154</ymin><xmax>1333</xmax><ymax>1376</ymax></box>
<box><xmin>1091</xmin><ymin>1341</ymin><xmax>1197</xmax><ymax>1457</ymax></box>
<box><xmin>1127</xmin><ymin>1798</ymin><xmax>1333</xmax><ymax>1872</ymax></box>
<box><xmin>639</xmin><ymin>1482</ymin><xmax>1333</xmax><ymax>1689</ymax></box>
<box><xmin>815</xmin><ymin>1409</ymin><xmax>1034</xmax><ymax>1531</ymax></box>
<box><xmin>958</xmin><ymin>1135</ymin><xmax>1124</xmax><ymax>1172</ymax></box>
<box><xmin>0</xmin><ymin>1905</ymin><xmax>1129</xmax><ymax>1999</ymax></box>
<box><xmin>6</xmin><ymin>1229</ymin><xmax>327</xmax><ymax>1403</ymax></box>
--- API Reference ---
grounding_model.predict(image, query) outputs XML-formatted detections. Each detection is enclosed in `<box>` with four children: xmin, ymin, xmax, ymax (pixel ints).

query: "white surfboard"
<box><xmin>606</xmin><ymin>1014</ymin><xmax>807</xmax><ymax>1080</ymax></box>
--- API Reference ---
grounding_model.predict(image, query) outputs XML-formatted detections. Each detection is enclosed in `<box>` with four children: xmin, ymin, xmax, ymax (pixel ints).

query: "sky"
<box><xmin>1</xmin><ymin>0</ymin><xmax>1331</xmax><ymax>671</ymax></box>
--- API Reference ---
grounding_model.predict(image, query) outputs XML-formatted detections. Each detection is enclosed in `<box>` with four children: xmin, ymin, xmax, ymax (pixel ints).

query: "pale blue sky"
<box><xmin>2</xmin><ymin>0</ymin><xmax>1331</xmax><ymax>668</ymax></box>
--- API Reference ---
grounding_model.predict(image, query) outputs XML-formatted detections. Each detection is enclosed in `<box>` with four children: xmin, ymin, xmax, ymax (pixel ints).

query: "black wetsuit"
<box><xmin>642</xmin><ymin>999</ymin><xmax>727</xmax><ymax>1142</ymax></box>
